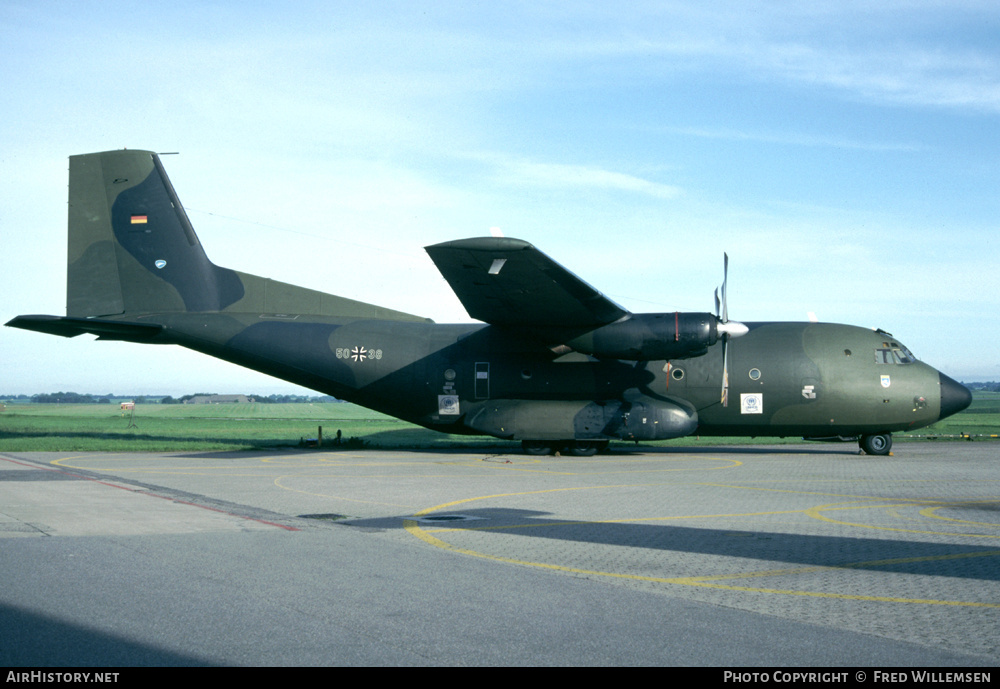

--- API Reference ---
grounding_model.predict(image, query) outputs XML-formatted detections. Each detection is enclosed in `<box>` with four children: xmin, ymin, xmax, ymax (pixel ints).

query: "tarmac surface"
<box><xmin>0</xmin><ymin>442</ymin><xmax>997</xmax><ymax>667</ymax></box>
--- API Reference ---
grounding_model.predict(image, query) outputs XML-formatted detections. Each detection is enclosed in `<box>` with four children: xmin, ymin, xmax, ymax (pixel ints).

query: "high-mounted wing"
<box><xmin>425</xmin><ymin>237</ymin><xmax>628</xmax><ymax>329</ymax></box>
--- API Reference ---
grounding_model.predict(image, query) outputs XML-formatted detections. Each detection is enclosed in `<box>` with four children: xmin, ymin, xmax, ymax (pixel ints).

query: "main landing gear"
<box><xmin>859</xmin><ymin>433</ymin><xmax>893</xmax><ymax>456</ymax></box>
<box><xmin>521</xmin><ymin>440</ymin><xmax>609</xmax><ymax>456</ymax></box>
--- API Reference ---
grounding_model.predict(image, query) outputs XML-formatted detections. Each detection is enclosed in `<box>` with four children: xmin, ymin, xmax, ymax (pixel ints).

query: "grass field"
<box><xmin>0</xmin><ymin>393</ymin><xmax>996</xmax><ymax>453</ymax></box>
<box><xmin>0</xmin><ymin>402</ymin><xmax>439</xmax><ymax>452</ymax></box>
<box><xmin>925</xmin><ymin>389</ymin><xmax>1000</xmax><ymax>439</ymax></box>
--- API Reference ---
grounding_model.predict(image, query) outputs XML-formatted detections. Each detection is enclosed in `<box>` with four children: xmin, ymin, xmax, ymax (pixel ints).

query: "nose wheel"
<box><xmin>859</xmin><ymin>433</ymin><xmax>893</xmax><ymax>455</ymax></box>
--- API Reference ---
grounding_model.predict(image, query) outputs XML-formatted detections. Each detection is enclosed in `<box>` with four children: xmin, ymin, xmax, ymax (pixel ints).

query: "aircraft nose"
<box><xmin>938</xmin><ymin>373</ymin><xmax>972</xmax><ymax>420</ymax></box>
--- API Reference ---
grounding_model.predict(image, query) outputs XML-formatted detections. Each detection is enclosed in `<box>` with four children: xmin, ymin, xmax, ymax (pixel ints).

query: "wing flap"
<box><xmin>425</xmin><ymin>237</ymin><xmax>628</xmax><ymax>329</ymax></box>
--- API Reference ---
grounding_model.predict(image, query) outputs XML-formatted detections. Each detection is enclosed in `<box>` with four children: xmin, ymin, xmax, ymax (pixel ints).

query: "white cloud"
<box><xmin>746</xmin><ymin>41</ymin><xmax>1000</xmax><ymax>112</ymax></box>
<box><xmin>507</xmin><ymin>3</ymin><xmax>1000</xmax><ymax>114</ymax></box>
<box><xmin>466</xmin><ymin>153</ymin><xmax>682</xmax><ymax>199</ymax></box>
<box><xmin>662</xmin><ymin>125</ymin><xmax>923</xmax><ymax>152</ymax></box>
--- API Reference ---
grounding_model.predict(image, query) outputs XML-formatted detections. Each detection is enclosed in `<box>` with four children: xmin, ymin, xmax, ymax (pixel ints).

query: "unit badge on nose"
<box><xmin>881</xmin><ymin>374</ymin><xmax>891</xmax><ymax>388</ymax></box>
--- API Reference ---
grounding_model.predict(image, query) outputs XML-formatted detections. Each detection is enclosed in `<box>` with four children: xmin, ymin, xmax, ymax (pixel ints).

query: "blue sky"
<box><xmin>2</xmin><ymin>1</ymin><xmax>998</xmax><ymax>395</ymax></box>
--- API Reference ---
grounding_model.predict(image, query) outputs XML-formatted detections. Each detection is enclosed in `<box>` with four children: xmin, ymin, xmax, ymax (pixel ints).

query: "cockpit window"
<box><xmin>876</xmin><ymin>342</ymin><xmax>917</xmax><ymax>365</ymax></box>
<box><xmin>894</xmin><ymin>343</ymin><xmax>916</xmax><ymax>363</ymax></box>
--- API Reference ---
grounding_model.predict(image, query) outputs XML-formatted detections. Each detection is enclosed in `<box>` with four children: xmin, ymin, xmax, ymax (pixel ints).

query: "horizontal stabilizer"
<box><xmin>425</xmin><ymin>237</ymin><xmax>628</xmax><ymax>329</ymax></box>
<box><xmin>6</xmin><ymin>315</ymin><xmax>163</xmax><ymax>341</ymax></box>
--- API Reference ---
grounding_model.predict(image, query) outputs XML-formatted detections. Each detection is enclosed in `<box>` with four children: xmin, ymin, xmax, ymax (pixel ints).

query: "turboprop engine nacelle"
<box><xmin>566</xmin><ymin>312</ymin><xmax>735</xmax><ymax>361</ymax></box>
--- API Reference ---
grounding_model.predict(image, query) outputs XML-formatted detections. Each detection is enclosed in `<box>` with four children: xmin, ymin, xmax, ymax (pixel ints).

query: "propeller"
<box><xmin>714</xmin><ymin>253</ymin><xmax>748</xmax><ymax>407</ymax></box>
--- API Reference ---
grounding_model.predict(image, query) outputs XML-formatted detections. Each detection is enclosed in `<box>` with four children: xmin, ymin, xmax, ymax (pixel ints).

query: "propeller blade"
<box><xmin>721</xmin><ymin>335</ymin><xmax>730</xmax><ymax>407</ymax></box>
<box><xmin>721</xmin><ymin>253</ymin><xmax>729</xmax><ymax>323</ymax></box>
<box><xmin>718</xmin><ymin>252</ymin><xmax>734</xmax><ymax>407</ymax></box>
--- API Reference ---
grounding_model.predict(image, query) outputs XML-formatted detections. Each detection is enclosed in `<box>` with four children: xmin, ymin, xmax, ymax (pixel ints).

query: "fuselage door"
<box><xmin>475</xmin><ymin>362</ymin><xmax>490</xmax><ymax>399</ymax></box>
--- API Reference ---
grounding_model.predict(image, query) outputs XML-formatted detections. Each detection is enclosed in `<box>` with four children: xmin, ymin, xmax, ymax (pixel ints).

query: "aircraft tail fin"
<box><xmin>66</xmin><ymin>149</ymin><xmax>245</xmax><ymax>317</ymax></box>
<box><xmin>62</xmin><ymin>149</ymin><xmax>431</xmax><ymax>324</ymax></box>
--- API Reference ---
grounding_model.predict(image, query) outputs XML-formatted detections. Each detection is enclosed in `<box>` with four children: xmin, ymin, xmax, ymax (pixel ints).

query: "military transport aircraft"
<box><xmin>7</xmin><ymin>149</ymin><xmax>972</xmax><ymax>456</ymax></box>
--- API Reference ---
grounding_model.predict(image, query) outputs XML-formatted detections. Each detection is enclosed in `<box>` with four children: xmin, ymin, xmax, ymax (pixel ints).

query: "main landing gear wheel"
<box><xmin>521</xmin><ymin>440</ymin><xmax>552</xmax><ymax>456</ymax></box>
<box><xmin>521</xmin><ymin>440</ymin><xmax>609</xmax><ymax>456</ymax></box>
<box><xmin>859</xmin><ymin>433</ymin><xmax>892</xmax><ymax>456</ymax></box>
<box><xmin>562</xmin><ymin>441</ymin><xmax>599</xmax><ymax>457</ymax></box>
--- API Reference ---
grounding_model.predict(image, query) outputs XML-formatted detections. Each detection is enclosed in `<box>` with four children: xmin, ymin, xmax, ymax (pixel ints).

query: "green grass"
<box><xmin>1</xmin><ymin>394</ymin><xmax>996</xmax><ymax>453</ymax></box>
<box><xmin>910</xmin><ymin>390</ymin><xmax>1000</xmax><ymax>439</ymax></box>
<box><xmin>0</xmin><ymin>403</ymin><xmax>418</xmax><ymax>452</ymax></box>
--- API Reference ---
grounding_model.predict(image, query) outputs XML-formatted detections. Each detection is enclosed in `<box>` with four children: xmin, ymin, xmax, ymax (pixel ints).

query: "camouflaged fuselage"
<box><xmin>8</xmin><ymin>150</ymin><xmax>971</xmax><ymax>451</ymax></box>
